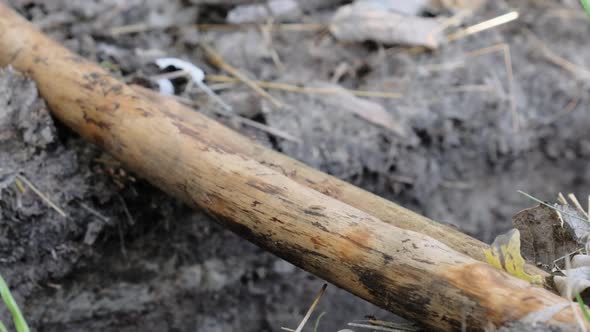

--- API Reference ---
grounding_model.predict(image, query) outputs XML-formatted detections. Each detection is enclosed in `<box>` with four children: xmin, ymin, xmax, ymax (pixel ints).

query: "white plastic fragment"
<box><xmin>156</xmin><ymin>58</ymin><xmax>205</xmax><ymax>83</ymax></box>
<box><xmin>156</xmin><ymin>78</ymin><xmax>175</xmax><ymax>95</ymax></box>
<box><xmin>154</xmin><ymin>57</ymin><xmax>232</xmax><ymax>111</ymax></box>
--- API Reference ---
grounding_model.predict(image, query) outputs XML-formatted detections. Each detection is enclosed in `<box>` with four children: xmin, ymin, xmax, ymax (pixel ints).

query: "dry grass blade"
<box><xmin>447</xmin><ymin>11</ymin><xmax>519</xmax><ymax>41</ymax></box>
<box><xmin>568</xmin><ymin>193</ymin><xmax>589</xmax><ymax>219</ymax></box>
<box><xmin>200</xmin><ymin>43</ymin><xmax>284</xmax><ymax>109</ymax></box>
<box><xmin>170</xmin><ymin>94</ymin><xmax>300</xmax><ymax>143</ymax></box>
<box><xmin>15</xmin><ymin>174</ymin><xmax>67</xmax><ymax>218</ymax></box>
<box><xmin>518</xmin><ymin>190</ymin><xmax>589</xmax><ymax>224</ymax></box>
<box><xmin>351</xmin><ymin>319</ymin><xmax>418</xmax><ymax>331</ymax></box>
<box><xmin>348</xmin><ymin>322</ymin><xmax>413</xmax><ymax>332</ymax></box>
<box><xmin>283</xmin><ymin>284</ymin><xmax>327</xmax><ymax>332</ymax></box>
<box><xmin>558</xmin><ymin>192</ymin><xmax>568</xmax><ymax>205</ymax></box>
<box><xmin>195</xmin><ymin>23</ymin><xmax>326</xmax><ymax>32</ymax></box>
<box><xmin>526</xmin><ymin>29</ymin><xmax>590</xmax><ymax>81</ymax></box>
<box><xmin>467</xmin><ymin>44</ymin><xmax>517</xmax><ymax>130</ymax></box>
<box><xmin>260</xmin><ymin>18</ymin><xmax>284</xmax><ymax>72</ymax></box>
<box><xmin>206</xmin><ymin>74</ymin><xmax>402</xmax><ymax>99</ymax></box>
<box><xmin>110</xmin><ymin>22</ymin><xmax>326</xmax><ymax>36</ymax></box>
<box><xmin>419</xmin><ymin>42</ymin><xmax>518</xmax><ymax>130</ymax></box>
<box><xmin>233</xmin><ymin>116</ymin><xmax>301</xmax><ymax>143</ymax></box>
<box><xmin>109</xmin><ymin>23</ymin><xmax>150</xmax><ymax>35</ymax></box>
<box><xmin>78</xmin><ymin>201</ymin><xmax>110</xmax><ymax>223</ymax></box>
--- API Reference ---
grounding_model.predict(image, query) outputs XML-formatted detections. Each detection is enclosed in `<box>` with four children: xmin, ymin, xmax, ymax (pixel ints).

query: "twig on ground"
<box><xmin>117</xmin><ymin>195</ymin><xmax>136</xmax><ymax>226</ymax></box>
<box><xmin>78</xmin><ymin>201</ymin><xmax>110</xmax><ymax>223</ymax></box>
<box><xmin>447</xmin><ymin>11</ymin><xmax>519</xmax><ymax>41</ymax></box>
<box><xmin>294</xmin><ymin>284</ymin><xmax>327</xmax><ymax>332</ymax></box>
<box><xmin>348</xmin><ymin>322</ymin><xmax>412</xmax><ymax>332</ymax></box>
<box><xmin>526</xmin><ymin>29</ymin><xmax>590</xmax><ymax>80</ymax></box>
<box><xmin>195</xmin><ymin>23</ymin><xmax>326</xmax><ymax>32</ymax></box>
<box><xmin>206</xmin><ymin>74</ymin><xmax>402</xmax><ymax>99</ymax></box>
<box><xmin>418</xmin><ymin>43</ymin><xmax>518</xmax><ymax>130</ymax></box>
<box><xmin>568</xmin><ymin>193</ymin><xmax>590</xmax><ymax>219</ymax></box>
<box><xmin>15</xmin><ymin>174</ymin><xmax>67</xmax><ymax>218</ymax></box>
<box><xmin>351</xmin><ymin>319</ymin><xmax>419</xmax><ymax>331</ymax></box>
<box><xmin>260</xmin><ymin>18</ymin><xmax>284</xmax><ymax>72</ymax></box>
<box><xmin>281</xmin><ymin>284</ymin><xmax>327</xmax><ymax>332</ymax></box>
<box><xmin>201</xmin><ymin>43</ymin><xmax>284</xmax><ymax>109</ymax></box>
<box><xmin>172</xmin><ymin>94</ymin><xmax>300</xmax><ymax>143</ymax></box>
<box><xmin>558</xmin><ymin>192</ymin><xmax>569</xmax><ymax>205</ymax></box>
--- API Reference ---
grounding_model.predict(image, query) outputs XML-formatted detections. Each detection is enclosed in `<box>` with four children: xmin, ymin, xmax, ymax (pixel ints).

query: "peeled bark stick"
<box><xmin>136</xmin><ymin>87</ymin><xmax>551</xmax><ymax>281</ymax></box>
<box><xmin>0</xmin><ymin>3</ymin><xmax>577</xmax><ymax>330</ymax></box>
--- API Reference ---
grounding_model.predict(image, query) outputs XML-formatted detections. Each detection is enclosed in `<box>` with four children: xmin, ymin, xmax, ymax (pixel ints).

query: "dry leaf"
<box><xmin>330</xmin><ymin>2</ymin><xmax>445</xmax><ymax>49</ymax></box>
<box><xmin>313</xmin><ymin>83</ymin><xmax>407</xmax><ymax>136</ymax></box>
<box><xmin>485</xmin><ymin>229</ymin><xmax>543</xmax><ymax>284</ymax></box>
<box><xmin>355</xmin><ymin>0</ymin><xmax>430</xmax><ymax>15</ymax></box>
<box><xmin>226</xmin><ymin>0</ymin><xmax>302</xmax><ymax>24</ymax></box>
<box><xmin>513</xmin><ymin>204</ymin><xmax>589</xmax><ymax>270</ymax></box>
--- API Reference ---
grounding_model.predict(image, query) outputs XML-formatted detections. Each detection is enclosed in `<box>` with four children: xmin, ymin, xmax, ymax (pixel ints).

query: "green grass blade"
<box><xmin>0</xmin><ymin>319</ymin><xmax>8</xmax><ymax>332</ymax></box>
<box><xmin>581</xmin><ymin>0</ymin><xmax>590</xmax><ymax>18</ymax></box>
<box><xmin>576</xmin><ymin>293</ymin><xmax>590</xmax><ymax>323</ymax></box>
<box><xmin>313</xmin><ymin>312</ymin><xmax>326</xmax><ymax>332</ymax></box>
<box><xmin>517</xmin><ymin>190</ymin><xmax>590</xmax><ymax>224</ymax></box>
<box><xmin>0</xmin><ymin>275</ymin><xmax>29</xmax><ymax>332</ymax></box>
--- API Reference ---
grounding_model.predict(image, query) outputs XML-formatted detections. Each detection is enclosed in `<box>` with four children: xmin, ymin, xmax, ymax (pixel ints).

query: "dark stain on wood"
<box><xmin>413</xmin><ymin>258</ymin><xmax>435</xmax><ymax>265</ymax></box>
<box><xmin>134</xmin><ymin>107</ymin><xmax>153</xmax><ymax>117</ymax></box>
<box><xmin>259</xmin><ymin>160</ymin><xmax>289</xmax><ymax>177</ymax></box>
<box><xmin>8</xmin><ymin>47</ymin><xmax>22</xmax><ymax>63</ymax></box>
<box><xmin>82</xmin><ymin>111</ymin><xmax>112</xmax><ymax>130</ymax></box>
<box><xmin>246</xmin><ymin>180</ymin><xmax>284</xmax><ymax>195</ymax></box>
<box><xmin>270</xmin><ymin>217</ymin><xmax>285</xmax><ymax>224</ymax></box>
<box><xmin>310</xmin><ymin>236</ymin><xmax>327</xmax><ymax>249</ymax></box>
<box><xmin>33</xmin><ymin>55</ymin><xmax>48</xmax><ymax>65</ymax></box>
<box><xmin>311</xmin><ymin>221</ymin><xmax>329</xmax><ymax>233</ymax></box>
<box><xmin>174</xmin><ymin>121</ymin><xmax>201</xmax><ymax>139</ymax></box>
<box><xmin>355</xmin><ymin>267</ymin><xmax>438</xmax><ymax>328</ymax></box>
<box><xmin>304</xmin><ymin>209</ymin><xmax>327</xmax><ymax>217</ymax></box>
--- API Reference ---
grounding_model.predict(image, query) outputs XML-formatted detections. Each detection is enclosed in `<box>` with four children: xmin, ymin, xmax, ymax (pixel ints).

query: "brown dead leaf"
<box><xmin>330</xmin><ymin>2</ymin><xmax>445</xmax><ymax>49</ymax></box>
<box><xmin>513</xmin><ymin>204</ymin><xmax>588</xmax><ymax>271</ymax></box>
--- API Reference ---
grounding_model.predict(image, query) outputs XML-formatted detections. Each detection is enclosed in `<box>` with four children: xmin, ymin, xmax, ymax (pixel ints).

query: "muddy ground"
<box><xmin>0</xmin><ymin>0</ymin><xmax>589</xmax><ymax>331</ymax></box>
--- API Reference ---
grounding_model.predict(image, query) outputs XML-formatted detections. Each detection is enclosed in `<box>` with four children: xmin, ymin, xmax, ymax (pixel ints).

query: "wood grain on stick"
<box><xmin>136</xmin><ymin>86</ymin><xmax>550</xmax><ymax>280</ymax></box>
<box><xmin>0</xmin><ymin>3</ymin><xmax>576</xmax><ymax>330</ymax></box>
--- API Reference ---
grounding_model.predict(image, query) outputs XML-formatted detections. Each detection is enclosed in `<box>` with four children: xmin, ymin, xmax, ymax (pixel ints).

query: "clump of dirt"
<box><xmin>1</xmin><ymin>0</ymin><xmax>590</xmax><ymax>331</ymax></box>
<box><xmin>0</xmin><ymin>66</ymin><xmax>115</xmax><ymax>325</ymax></box>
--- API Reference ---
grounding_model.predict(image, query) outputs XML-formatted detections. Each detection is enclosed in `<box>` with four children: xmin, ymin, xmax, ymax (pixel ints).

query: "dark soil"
<box><xmin>1</xmin><ymin>0</ymin><xmax>589</xmax><ymax>331</ymax></box>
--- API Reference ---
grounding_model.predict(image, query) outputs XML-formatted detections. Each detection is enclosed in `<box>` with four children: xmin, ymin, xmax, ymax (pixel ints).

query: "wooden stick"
<box><xmin>133</xmin><ymin>86</ymin><xmax>550</xmax><ymax>281</ymax></box>
<box><xmin>0</xmin><ymin>4</ymin><xmax>577</xmax><ymax>330</ymax></box>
